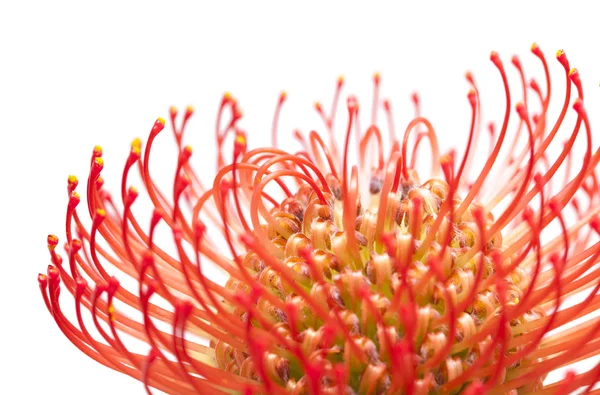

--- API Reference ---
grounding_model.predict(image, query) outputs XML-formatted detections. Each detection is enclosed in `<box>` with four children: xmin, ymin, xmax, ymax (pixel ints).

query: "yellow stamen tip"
<box><xmin>157</xmin><ymin>117</ymin><xmax>166</xmax><ymax>126</ymax></box>
<box><xmin>236</xmin><ymin>135</ymin><xmax>247</xmax><ymax>145</ymax></box>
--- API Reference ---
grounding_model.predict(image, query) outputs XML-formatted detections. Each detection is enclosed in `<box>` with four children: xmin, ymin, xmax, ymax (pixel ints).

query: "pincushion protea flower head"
<box><xmin>39</xmin><ymin>45</ymin><xmax>600</xmax><ymax>394</ymax></box>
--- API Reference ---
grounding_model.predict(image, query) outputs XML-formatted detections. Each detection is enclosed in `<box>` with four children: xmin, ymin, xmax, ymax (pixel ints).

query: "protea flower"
<box><xmin>39</xmin><ymin>44</ymin><xmax>600</xmax><ymax>394</ymax></box>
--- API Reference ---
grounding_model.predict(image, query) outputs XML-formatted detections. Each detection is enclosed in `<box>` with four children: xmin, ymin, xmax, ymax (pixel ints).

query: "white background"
<box><xmin>1</xmin><ymin>1</ymin><xmax>599</xmax><ymax>394</ymax></box>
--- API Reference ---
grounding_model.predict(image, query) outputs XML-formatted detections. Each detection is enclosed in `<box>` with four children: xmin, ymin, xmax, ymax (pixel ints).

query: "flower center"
<box><xmin>217</xmin><ymin>173</ymin><xmax>543</xmax><ymax>393</ymax></box>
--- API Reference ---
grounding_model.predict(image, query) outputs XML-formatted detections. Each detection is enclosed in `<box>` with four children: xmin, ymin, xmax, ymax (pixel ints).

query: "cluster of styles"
<box><xmin>40</xmin><ymin>45</ymin><xmax>600</xmax><ymax>394</ymax></box>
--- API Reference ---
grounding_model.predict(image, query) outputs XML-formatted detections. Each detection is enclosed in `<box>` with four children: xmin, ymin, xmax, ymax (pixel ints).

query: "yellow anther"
<box><xmin>235</xmin><ymin>134</ymin><xmax>247</xmax><ymax>146</ymax></box>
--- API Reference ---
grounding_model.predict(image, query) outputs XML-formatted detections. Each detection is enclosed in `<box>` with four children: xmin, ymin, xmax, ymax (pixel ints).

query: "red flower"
<box><xmin>39</xmin><ymin>45</ymin><xmax>600</xmax><ymax>394</ymax></box>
